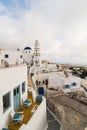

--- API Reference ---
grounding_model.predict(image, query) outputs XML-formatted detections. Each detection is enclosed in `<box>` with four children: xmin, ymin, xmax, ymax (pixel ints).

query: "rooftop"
<box><xmin>24</xmin><ymin>47</ymin><xmax>32</xmax><ymax>50</ymax></box>
<box><xmin>0</xmin><ymin>63</ymin><xmax>25</xmax><ymax>69</ymax></box>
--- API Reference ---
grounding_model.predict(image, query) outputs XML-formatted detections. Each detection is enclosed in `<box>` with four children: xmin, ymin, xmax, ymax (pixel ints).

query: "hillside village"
<box><xmin>0</xmin><ymin>40</ymin><xmax>87</xmax><ymax>130</ymax></box>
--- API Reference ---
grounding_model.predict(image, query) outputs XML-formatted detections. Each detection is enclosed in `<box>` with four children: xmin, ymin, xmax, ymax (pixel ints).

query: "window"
<box><xmin>22</xmin><ymin>82</ymin><xmax>26</xmax><ymax>94</ymax></box>
<box><xmin>14</xmin><ymin>89</ymin><xmax>16</xmax><ymax>96</ymax></box>
<box><xmin>3</xmin><ymin>92</ymin><xmax>11</xmax><ymax>113</ymax></box>
<box><xmin>4</xmin><ymin>54</ymin><xmax>9</xmax><ymax>58</ymax></box>
<box><xmin>64</xmin><ymin>84</ymin><xmax>70</xmax><ymax>89</ymax></box>
<box><xmin>17</xmin><ymin>87</ymin><xmax>19</xmax><ymax>93</ymax></box>
<box><xmin>36</xmin><ymin>80</ymin><xmax>38</xmax><ymax>85</ymax></box>
<box><xmin>13</xmin><ymin>86</ymin><xmax>20</xmax><ymax>96</ymax></box>
<box><xmin>20</xmin><ymin>55</ymin><xmax>22</xmax><ymax>58</ymax></box>
<box><xmin>71</xmin><ymin>82</ymin><xmax>77</xmax><ymax>87</ymax></box>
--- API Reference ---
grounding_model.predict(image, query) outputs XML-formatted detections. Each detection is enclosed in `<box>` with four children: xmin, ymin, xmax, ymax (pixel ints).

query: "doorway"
<box><xmin>13</xmin><ymin>85</ymin><xmax>20</xmax><ymax>111</ymax></box>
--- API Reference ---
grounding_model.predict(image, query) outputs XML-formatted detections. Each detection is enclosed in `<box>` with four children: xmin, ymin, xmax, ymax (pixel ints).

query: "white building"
<box><xmin>0</xmin><ymin>64</ymin><xmax>47</xmax><ymax>130</ymax></box>
<box><xmin>0</xmin><ymin>40</ymin><xmax>41</xmax><ymax>70</ymax></box>
<box><xmin>0</xmin><ymin>49</ymin><xmax>23</xmax><ymax>66</ymax></box>
<box><xmin>33</xmin><ymin>72</ymin><xmax>81</xmax><ymax>93</ymax></box>
<box><xmin>22</xmin><ymin>47</ymin><xmax>34</xmax><ymax>67</ymax></box>
<box><xmin>40</xmin><ymin>63</ymin><xmax>58</xmax><ymax>73</ymax></box>
<box><xmin>0</xmin><ymin>64</ymin><xmax>27</xmax><ymax>129</ymax></box>
<box><xmin>0</xmin><ymin>44</ymin><xmax>47</xmax><ymax>130</ymax></box>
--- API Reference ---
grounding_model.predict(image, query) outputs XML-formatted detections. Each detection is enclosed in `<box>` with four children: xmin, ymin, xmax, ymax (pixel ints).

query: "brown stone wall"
<box><xmin>46</xmin><ymin>94</ymin><xmax>87</xmax><ymax>130</ymax></box>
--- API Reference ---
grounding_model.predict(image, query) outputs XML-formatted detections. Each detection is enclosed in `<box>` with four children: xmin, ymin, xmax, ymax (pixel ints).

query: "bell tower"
<box><xmin>34</xmin><ymin>40</ymin><xmax>40</xmax><ymax>67</ymax></box>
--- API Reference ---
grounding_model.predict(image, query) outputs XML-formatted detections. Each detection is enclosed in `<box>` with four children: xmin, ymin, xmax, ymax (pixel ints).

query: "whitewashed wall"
<box><xmin>47</xmin><ymin>64</ymin><xmax>57</xmax><ymax>70</ymax></box>
<box><xmin>48</xmin><ymin>74</ymin><xmax>81</xmax><ymax>90</ymax></box>
<box><xmin>40</xmin><ymin>63</ymin><xmax>57</xmax><ymax>72</ymax></box>
<box><xmin>0</xmin><ymin>50</ymin><xmax>23</xmax><ymax>65</ymax></box>
<box><xmin>35</xmin><ymin>73</ymin><xmax>81</xmax><ymax>92</ymax></box>
<box><xmin>28</xmin><ymin>87</ymin><xmax>36</xmax><ymax>102</ymax></box>
<box><xmin>0</xmin><ymin>65</ymin><xmax>27</xmax><ymax>129</ymax></box>
<box><xmin>22</xmin><ymin>50</ymin><xmax>33</xmax><ymax>64</ymax></box>
<box><xmin>63</xmin><ymin>76</ymin><xmax>81</xmax><ymax>92</ymax></box>
<box><xmin>48</xmin><ymin>75</ymin><xmax>63</xmax><ymax>89</ymax></box>
<box><xmin>32</xmin><ymin>73</ymin><xmax>49</xmax><ymax>83</ymax></box>
<box><xmin>40</xmin><ymin>63</ymin><xmax>47</xmax><ymax>70</ymax></box>
<box><xmin>19</xmin><ymin>97</ymin><xmax>48</xmax><ymax>130</ymax></box>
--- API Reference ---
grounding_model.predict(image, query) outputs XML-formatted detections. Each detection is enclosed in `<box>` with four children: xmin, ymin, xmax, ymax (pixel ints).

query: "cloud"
<box><xmin>0</xmin><ymin>0</ymin><xmax>87</xmax><ymax>64</ymax></box>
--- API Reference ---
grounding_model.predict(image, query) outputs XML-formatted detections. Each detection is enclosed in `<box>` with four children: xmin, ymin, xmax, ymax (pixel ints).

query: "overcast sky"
<box><xmin>0</xmin><ymin>0</ymin><xmax>87</xmax><ymax>64</ymax></box>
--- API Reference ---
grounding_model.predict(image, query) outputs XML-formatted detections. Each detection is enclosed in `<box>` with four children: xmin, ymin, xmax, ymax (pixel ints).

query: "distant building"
<box><xmin>22</xmin><ymin>46</ymin><xmax>34</xmax><ymax>67</ymax></box>
<box><xmin>40</xmin><ymin>63</ymin><xmax>58</xmax><ymax>73</ymax></box>
<box><xmin>34</xmin><ymin>40</ymin><xmax>40</xmax><ymax>67</ymax></box>
<box><xmin>0</xmin><ymin>49</ymin><xmax>23</xmax><ymax>66</ymax></box>
<box><xmin>0</xmin><ymin>40</ymin><xmax>41</xmax><ymax>70</ymax></box>
<box><xmin>33</xmin><ymin>72</ymin><xmax>81</xmax><ymax>93</ymax></box>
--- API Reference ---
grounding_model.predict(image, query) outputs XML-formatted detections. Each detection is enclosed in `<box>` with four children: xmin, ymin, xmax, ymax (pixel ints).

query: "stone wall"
<box><xmin>46</xmin><ymin>91</ymin><xmax>87</xmax><ymax>130</ymax></box>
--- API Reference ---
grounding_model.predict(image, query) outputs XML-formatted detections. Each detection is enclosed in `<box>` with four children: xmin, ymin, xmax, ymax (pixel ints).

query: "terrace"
<box><xmin>8</xmin><ymin>90</ymin><xmax>40</xmax><ymax>130</ymax></box>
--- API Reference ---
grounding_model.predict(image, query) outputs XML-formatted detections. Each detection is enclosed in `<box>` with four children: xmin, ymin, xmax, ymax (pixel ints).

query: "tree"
<box><xmin>80</xmin><ymin>70</ymin><xmax>87</xmax><ymax>79</ymax></box>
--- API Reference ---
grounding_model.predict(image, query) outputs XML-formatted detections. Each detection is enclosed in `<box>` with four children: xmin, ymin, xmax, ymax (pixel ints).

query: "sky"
<box><xmin>0</xmin><ymin>0</ymin><xmax>87</xmax><ymax>65</ymax></box>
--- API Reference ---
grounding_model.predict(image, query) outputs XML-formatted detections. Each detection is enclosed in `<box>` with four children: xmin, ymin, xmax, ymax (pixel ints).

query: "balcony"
<box><xmin>8</xmin><ymin>91</ymin><xmax>40</xmax><ymax>130</ymax></box>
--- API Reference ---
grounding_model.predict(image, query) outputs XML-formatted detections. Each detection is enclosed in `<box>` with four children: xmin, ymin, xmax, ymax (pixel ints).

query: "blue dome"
<box><xmin>24</xmin><ymin>47</ymin><xmax>32</xmax><ymax>50</ymax></box>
